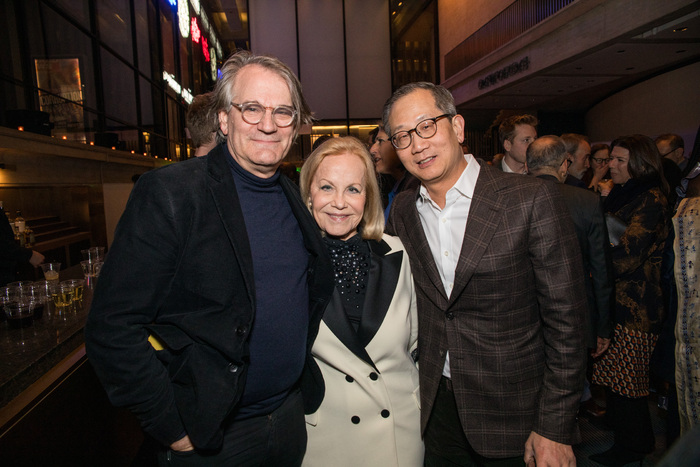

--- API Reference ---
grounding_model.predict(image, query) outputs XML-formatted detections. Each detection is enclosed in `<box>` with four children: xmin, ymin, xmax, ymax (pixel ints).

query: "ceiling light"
<box><xmin>673</xmin><ymin>27</ymin><xmax>688</xmax><ymax>33</ymax></box>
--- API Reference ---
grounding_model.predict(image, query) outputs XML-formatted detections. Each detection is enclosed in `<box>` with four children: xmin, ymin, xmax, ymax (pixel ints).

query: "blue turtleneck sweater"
<box><xmin>226</xmin><ymin>152</ymin><xmax>309</xmax><ymax>419</ymax></box>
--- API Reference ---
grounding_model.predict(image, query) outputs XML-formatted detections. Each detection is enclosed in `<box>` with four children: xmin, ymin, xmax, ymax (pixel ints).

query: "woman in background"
<box><xmin>299</xmin><ymin>136</ymin><xmax>422</xmax><ymax>466</ymax></box>
<box><xmin>591</xmin><ymin>134</ymin><xmax>669</xmax><ymax>466</ymax></box>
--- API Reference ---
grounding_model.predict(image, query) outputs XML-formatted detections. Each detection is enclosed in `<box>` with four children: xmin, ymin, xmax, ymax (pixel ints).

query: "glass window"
<box><xmin>139</xmin><ymin>77</ymin><xmax>154</xmax><ymax>127</ymax></box>
<box><xmin>161</xmin><ymin>6</ymin><xmax>176</xmax><ymax>75</ymax></box>
<box><xmin>0</xmin><ymin>0</ymin><xmax>24</xmax><ymax>81</ymax></box>
<box><xmin>180</xmin><ymin>34</ymin><xmax>192</xmax><ymax>92</ymax></box>
<box><xmin>101</xmin><ymin>49</ymin><xmax>137</xmax><ymax>126</ymax></box>
<box><xmin>134</xmin><ymin>0</ymin><xmax>155</xmax><ymax>78</ymax></box>
<box><xmin>53</xmin><ymin>0</ymin><xmax>90</xmax><ymax>28</ymax></box>
<box><xmin>96</xmin><ymin>0</ymin><xmax>133</xmax><ymax>62</ymax></box>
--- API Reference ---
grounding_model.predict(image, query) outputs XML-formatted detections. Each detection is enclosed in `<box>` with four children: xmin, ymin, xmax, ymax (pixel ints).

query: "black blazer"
<box><xmin>85</xmin><ymin>144</ymin><xmax>334</xmax><ymax>450</ymax></box>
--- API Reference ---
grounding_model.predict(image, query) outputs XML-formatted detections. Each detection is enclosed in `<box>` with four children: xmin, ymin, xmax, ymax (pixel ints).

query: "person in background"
<box><xmin>299</xmin><ymin>136</ymin><xmax>422</xmax><ymax>466</ymax></box>
<box><xmin>526</xmin><ymin>135</ymin><xmax>613</xmax><ymax>420</ymax></box>
<box><xmin>561</xmin><ymin>133</ymin><xmax>591</xmax><ymax>189</ymax></box>
<box><xmin>584</xmin><ymin>143</ymin><xmax>612</xmax><ymax>193</ymax></box>
<box><xmin>497</xmin><ymin>114</ymin><xmax>538</xmax><ymax>174</ymax></box>
<box><xmin>0</xmin><ymin>205</ymin><xmax>44</xmax><ymax>286</ymax></box>
<box><xmin>384</xmin><ymin>82</ymin><xmax>586</xmax><ymax>466</ymax></box>
<box><xmin>591</xmin><ymin>134</ymin><xmax>670</xmax><ymax>466</ymax></box>
<box><xmin>186</xmin><ymin>92</ymin><xmax>219</xmax><ymax>157</ymax></box>
<box><xmin>85</xmin><ymin>51</ymin><xmax>334</xmax><ymax>466</ymax></box>
<box><xmin>369</xmin><ymin>126</ymin><xmax>417</xmax><ymax>221</ymax></box>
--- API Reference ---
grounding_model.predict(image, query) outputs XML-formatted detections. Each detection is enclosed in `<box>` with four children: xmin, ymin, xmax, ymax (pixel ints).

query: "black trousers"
<box><xmin>157</xmin><ymin>389</ymin><xmax>307</xmax><ymax>467</ymax></box>
<box><xmin>606</xmin><ymin>388</ymin><xmax>656</xmax><ymax>454</ymax></box>
<box><xmin>424</xmin><ymin>377</ymin><xmax>524</xmax><ymax>467</ymax></box>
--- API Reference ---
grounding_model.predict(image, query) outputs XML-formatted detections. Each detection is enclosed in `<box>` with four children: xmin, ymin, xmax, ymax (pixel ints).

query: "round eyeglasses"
<box><xmin>231</xmin><ymin>102</ymin><xmax>297</xmax><ymax>127</ymax></box>
<box><xmin>390</xmin><ymin>114</ymin><xmax>453</xmax><ymax>149</ymax></box>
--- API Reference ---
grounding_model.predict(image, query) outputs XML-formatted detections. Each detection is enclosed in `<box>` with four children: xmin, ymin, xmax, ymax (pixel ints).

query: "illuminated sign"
<box><xmin>178</xmin><ymin>0</ymin><xmax>189</xmax><ymax>38</ymax></box>
<box><xmin>163</xmin><ymin>71</ymin><xmax>194</xmax><ymax>104</ymax></box>
<box><xmin>189</xmin><ymin>0</ymin><xmax>201</xmax><ymax>15</ymax></box>
<box><xmin>191</xmin><ymin>17</ymin><xmax>200</xmax><ymax>43</ymax></box>
<box><xmin>202</xmin><ymin>37</ymin><xmax>210</xmax><ymax>61</ymax></box>
<box><xmin>211</xmin><ymin>47</ymin><xmax>217</xmax><ymax>80</ymax></box>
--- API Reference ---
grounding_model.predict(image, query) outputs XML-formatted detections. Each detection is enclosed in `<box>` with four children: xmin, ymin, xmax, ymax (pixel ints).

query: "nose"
<box><xmin>257</xmin><ymin>109</ymin><xmax>277</xmax><ymax>132</ymax></box>
<box><xmin>331</xmin><ymin>191</ymin><xmax>347</xmax><ymax>208</ymax></box>
<box><xmin>410</xmin><ymin>131</ymin><xmax>428</xmax><ymax>154</ymax></box>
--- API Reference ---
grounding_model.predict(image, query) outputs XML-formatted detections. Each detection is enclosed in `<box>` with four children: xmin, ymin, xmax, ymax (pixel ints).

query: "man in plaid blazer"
<box><xmin>383</xmin><ymin>82</ymin><xmax>587</xmax><ymax>466</ymax></box>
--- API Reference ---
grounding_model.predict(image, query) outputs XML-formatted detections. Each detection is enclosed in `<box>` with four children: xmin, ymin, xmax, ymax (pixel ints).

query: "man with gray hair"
<box><xmin>560</xmin><ymin>133</ymin><xmax>591</xmax><ymax>188</ymax></box>
<box><xmin>384</xmin><ymin>82</ymin><xmax>586</xmax><ymax>466</ymax></box>
<box><xmin>86</xmin><ymin>51</ymin><xmax>334</xmax><ymax>465</ymax></box>
<box><xmin>527</xmin><ymin>135</ymin><xmax>613</xmax><ymax>361</ymax></box>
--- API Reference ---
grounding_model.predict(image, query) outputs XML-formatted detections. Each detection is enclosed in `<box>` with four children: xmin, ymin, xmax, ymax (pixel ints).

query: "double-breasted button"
<box><xmin>345</xmin><ymin>375</ymin><xmax>354</xmax><ymax>383</ymax></box>
<box><xmin>369</xmin><ymin>372</ymin><xmax>378</xmax><ymax>381</ymax></box>
<box><xmin>235</xmin><ymin>325</ymin><xmax>247</xmax><ymax>336</ymax></box>
<box><xmin>381</xmin><ymin>409</ymin><xmax>390</xmax><ymax>418</ymax></box>
<box><xmin>445</xmin><ymin>311</ymin><xmax>454</xmax><ymax>320</ymax></box>
<box><xmin>228</xmin><ymin>364</ymin><xmax>239</xmax><ymax>373</ymax></box>
<box><xmin>351</xmin><ymin>416</ymin><xmax>360</xmax><ymax>424</ymax></box>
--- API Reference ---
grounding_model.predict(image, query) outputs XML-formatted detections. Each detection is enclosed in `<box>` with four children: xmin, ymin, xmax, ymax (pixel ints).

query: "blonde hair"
<box><xmin>300</xmin><ymin>136</ymin><xmax>384</xmax><ymax>241</ymax></box>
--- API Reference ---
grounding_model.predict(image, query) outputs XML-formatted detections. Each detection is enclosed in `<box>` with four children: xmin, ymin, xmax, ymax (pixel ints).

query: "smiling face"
<box><xmin>609</xmin><ymin>146</ymin><xmax>631</xmax><ymax>185</ymax></box>
<box><xmin>387</xmin><ymin>89</ymin><xmax>466</xmax><ymax>196</ymax></box>
<box><xmin>309</xmin><ymin>152</ymin><xmax>367</xmax><ymax>241</ymax></box>
<box><xmin>218</xmin><ymin>64</ymin><xmax>295</xmax><ymax>178</ymax></box>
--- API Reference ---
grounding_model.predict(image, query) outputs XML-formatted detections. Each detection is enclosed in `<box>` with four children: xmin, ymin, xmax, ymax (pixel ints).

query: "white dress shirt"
<box><xmin>416</xmin><ymin>153</ymin><xmax>480</xmax><ymax>378</ymax></box>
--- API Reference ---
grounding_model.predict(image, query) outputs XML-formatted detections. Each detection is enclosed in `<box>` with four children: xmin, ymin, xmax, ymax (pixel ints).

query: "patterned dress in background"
<box><xmin>673</xmin><ymin>195</ymin><xmax>700</xmax><ymax>434</ymax></box>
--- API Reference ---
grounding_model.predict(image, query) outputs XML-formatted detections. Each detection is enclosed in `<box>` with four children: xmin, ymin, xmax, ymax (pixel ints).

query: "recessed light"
<box><xmin>673</xmin><ymin>27</ymin><xmax>688</xmax><ymax>33</ymax></box>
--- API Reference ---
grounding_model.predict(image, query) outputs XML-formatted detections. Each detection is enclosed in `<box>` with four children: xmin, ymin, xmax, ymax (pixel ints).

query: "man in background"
<box><xmin>186</xmin><ymin>92</ymin><xmax>219</xmax><ymax>157</ymax></box>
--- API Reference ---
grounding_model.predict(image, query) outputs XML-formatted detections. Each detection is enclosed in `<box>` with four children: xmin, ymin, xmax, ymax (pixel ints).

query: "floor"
<box><xmin>574</xmin><ymin>393</ymin><xmax>668</xmax><ymax>467</ymax></box>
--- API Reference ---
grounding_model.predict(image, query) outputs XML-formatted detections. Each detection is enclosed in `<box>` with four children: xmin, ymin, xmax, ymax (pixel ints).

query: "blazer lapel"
<box><xmin>357</xmin><ymin>239</ymin><xmax>402</xmax><ymax>347</ymax></box>
<box><xmin>205</xmin><ymin>146</ymin><xmax>256</xmax><ymax>306</ymax></box>
<box><xmin>323</xmin><ymin>288</ymin><xmax>379</xmax><ymax>372</ymax></box>
<box><xmin>449</xmin><ymin>163</ymin><xmax>504</xmax><ymax>305</ymax></box>
<box><xmin>395</xmin><ymin>192</ymin><xmax>448</xmax><ymax>302</ymax></box>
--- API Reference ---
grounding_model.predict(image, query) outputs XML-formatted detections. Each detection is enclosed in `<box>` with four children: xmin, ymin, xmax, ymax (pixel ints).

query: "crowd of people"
<box><xmin>83</xmin><ymin>50</ymin><xmax>699</xmax><ymax>467</ymax></box>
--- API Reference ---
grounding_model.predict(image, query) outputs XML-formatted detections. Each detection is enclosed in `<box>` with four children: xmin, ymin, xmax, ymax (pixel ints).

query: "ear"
<box><xmin>451</xmin><ymin>114</ymin><xmax>465</xmax><ymax>144</ymax></box>
<box><xmin>503</xmin><ymin>139</ymin><xmax>512</xmax><ymax>153</ymax></box>
<box><xmin>218</xmin><ymin>110</ymin><xmax>229</xmax><ymax>136</ymax></box>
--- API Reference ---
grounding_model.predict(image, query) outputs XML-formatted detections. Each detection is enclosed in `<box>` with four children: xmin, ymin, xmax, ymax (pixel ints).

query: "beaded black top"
<box><xmin>323</xmin><ymin>233</ymin><xmax>370</xmax><ymax>330</ymax></box>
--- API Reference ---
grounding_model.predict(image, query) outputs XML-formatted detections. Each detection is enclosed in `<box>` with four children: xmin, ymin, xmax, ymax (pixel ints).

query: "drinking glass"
<box><xmin>81</xmin><ymin>247</ymin><xmax>105</xmax><ymax>263</ymax></box>
<box><xmin>5</xmin><ymin>299</ymin><xmax>35</xmax><ymax>328</ymax></box>
<box><xmin>60</xmin><ymin>279</ymin><xmax>85</xmax><ymax>304</ymax></box>
<box><xmin>40</xmin><ymin>262</ymin><xmax>61</xmax><ymax>283</ymax></box>
<box><xmin>51</xmin><ymin>283</ymin><xmax>75</xmax><ymax>313</ymax></box>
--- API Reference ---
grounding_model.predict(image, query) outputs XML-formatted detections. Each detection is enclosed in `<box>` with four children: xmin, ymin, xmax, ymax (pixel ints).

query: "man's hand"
<box><xmin>591</xmin><ymin>337</ymin><xmax>611</xmax><ymax>358</ymax></box>
<box><xmin>170</xmin><ymin>435</ymin><xmax>195</xmax><ymax>452</ymax></box>
<box><xmin>524</xmin><ymin>431</ymin><xmax>575</xmax><ymax>467</ymax></box>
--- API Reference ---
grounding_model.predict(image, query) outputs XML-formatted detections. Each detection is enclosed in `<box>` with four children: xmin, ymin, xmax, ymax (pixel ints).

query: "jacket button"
<box><xmin>446</xmin><ymin>311</ymin><xmax>454</xmax><ymax>320</ymax></box>
<box><xmin>351</xmin><ymin>416</ymin><xmax>360</xmax><ymax>424</ymax></box>
<box><xmin>369</xmin><ymin>372</ymin><xmax>378</xmax><ymax>381</ymax></box>
<box><xmin>381</xmin><ymin>409</ymin><xmax>390</xmax><ymax>418</ymax></box>
<box><xmin>345</xmin><ymin>375</ymin><xmax>354</xmax><ymax>383</ymax></box>
<box><xmin>228</xmin><ymin>364</ymin><xmax>239</xmax><ymax>373</ymax></box>
<box><xmin>235</xmin><ymin>326</ymin><xmax>247</xmax><ymax>335</ymax></box>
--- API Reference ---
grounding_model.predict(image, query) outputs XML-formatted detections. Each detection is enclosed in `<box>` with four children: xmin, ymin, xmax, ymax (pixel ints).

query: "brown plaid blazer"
<box><xmin>387</xmin><ymin>161</ymin><xmax>587</xmax><ymax>458</ymax></box>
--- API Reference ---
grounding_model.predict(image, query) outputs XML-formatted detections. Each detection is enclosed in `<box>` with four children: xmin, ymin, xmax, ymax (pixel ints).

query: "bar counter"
<box><xmin>0</xmin><ymin>265</ymin><xmax>92</xmax><ymax>421</ymax></box>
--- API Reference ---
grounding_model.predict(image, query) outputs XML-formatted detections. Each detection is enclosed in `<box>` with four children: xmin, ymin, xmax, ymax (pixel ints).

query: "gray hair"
<box><xmin>382</xmin><ymin>82</ymin><xmax>456</xmax><ymax>136</ymax></box>
<box><xmin>211</xmin><ymin>51</ymin><xmax>312</xmax><ymax>135</ymax></box>
<box><xmin>526</xmin><ymin>135</ymin><xmax>567</xmax><ymax>172</ymax></box>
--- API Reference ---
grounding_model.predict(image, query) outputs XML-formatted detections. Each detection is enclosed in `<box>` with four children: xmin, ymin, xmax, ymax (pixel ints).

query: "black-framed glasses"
<box><xmin>591</xmin><ymin>157</ymin><xmax>611</xmax><ymax>164</ymax></box>
<box><xmin>390</xmin><ymin>114</ymin><xmax>453</xmax><ymax>149</ymax></box>
<box><xmin>230</xmin><ymin>102</ymin><xmax>297</xmax><ymax>127</ymax></box>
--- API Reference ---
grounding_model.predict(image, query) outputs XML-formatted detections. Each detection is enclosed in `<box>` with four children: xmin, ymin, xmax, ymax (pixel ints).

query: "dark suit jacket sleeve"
<box><xmin>85</xmin><ymin>173</ymin><xmax>186</xmax><ymax>446</ymax></box>
<box><xmin>586</xmin><ymin>197</ymin><xmax>614</xmax><ymax>339</ymax></box>
<box><xmin>528</xmin><ymin>182</ymin><xmax>587</xmax><ymax>444</ymax></box>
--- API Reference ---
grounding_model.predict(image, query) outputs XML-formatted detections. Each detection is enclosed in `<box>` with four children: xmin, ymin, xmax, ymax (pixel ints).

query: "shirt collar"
<box><xmin>418</xmin><ymin>153</ymin><xmax>480</xmax><ymax>205</ymax></box>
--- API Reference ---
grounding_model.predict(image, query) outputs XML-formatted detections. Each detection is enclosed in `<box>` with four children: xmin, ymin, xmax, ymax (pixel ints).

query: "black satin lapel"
<box><xmin>358</xmin><ymin>242</ymin><xmax>402</xmax><ymax>347</ymax></box>
<box><xmin>323</xmin><ymin>289</ymin><xmax>379</xmax><ymax>372</ymax></box>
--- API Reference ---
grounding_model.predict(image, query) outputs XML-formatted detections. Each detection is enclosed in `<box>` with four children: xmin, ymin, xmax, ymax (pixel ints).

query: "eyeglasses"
<box><xmin>230</xmin><ymin>102</ymin><xmax>297</xmax><ymax>127</ymax></box>
<box><xmin>591</xmin><ymin>157</ymin><xmax>611</xmax><ymax>164</ymax></box>
<box><xmin>659</xmin><ymin>148</ymin><xmax>679</xmax><ymax>157</ymax></box>
<box><xmin>390</xmin><ymin>114</ymin><xmax>453</xmax><ymax>149</ymax></box>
